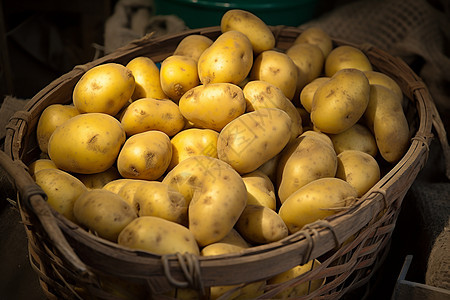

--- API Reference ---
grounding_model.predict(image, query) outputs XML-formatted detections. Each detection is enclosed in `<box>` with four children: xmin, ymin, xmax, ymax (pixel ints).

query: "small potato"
<box><xmin>299</xmin><ymin>77</ymin><xmax>329</xmax><ymax>113</ymax></box>
<box><xmin>75</xmin><ymin>166</ymin><xmax>121</xmax><ymax>189</ymax></box>
<box><xmin>169</xmin><ymin>128</ymin><xmax>219</xmax><ymax>170</ymax></box>
<box><xmin>48</xmin><ymin>113</ymin><xmax>126</xmax><ymax>174</ymax></box>
<box><xmin>325</xmin><ymin>45</ymin><xmax>373</xmax><ymax>77</ymax></box>
<box><xmin>329</xmin><ymin>123</ymin><xmax>378</xmax><ymax>157</ymax></box>
<box><xmin>160</xmin><ymin>55</ymin><xmax>199</xmax><ymax>102</ymax></box>
<box><xmin>36</xmin><ymin>104</ymin><xmax>80</xmax><ymax>153</ymax></box>
<box><xmin>120</xmin><ymin>98</ymin><xmax>185</xmax><ymax>137</ymax></box>
<box><xmin>250</xmin><ymin>50</ymin><xmax>298</xmax><ymax>100</ymax></box>
<box><xmin>336</xmin><ymin>150</ymin><xmax>381</xmax><ymax>197</ymax></box>
<box><xmin>102</xmin><ymin>178</ymin><xmax>136</xmax><ymax>194</ymax></box>
<box><xmin>364</xmin><ymin>70</ymin><xmax>403</xmax><ymax>102</ymax></box>
<box><xmin>73</xmin><ymin>63</ymin><xmax>135</xmax><ymax>116</ymax></box>
<box><xmin>220</xmin><ymin>9</ymin><xmax>275</xmax><ymax>54</ymax></box>
<box><xmin>173</xmin><ymin>35</ymin><xmax>213</xmax><ymax>62</ymax></box>
<box><xmin>126</xmin><ymin>56</ymin><xmax>167</xmax><ymax>100</ymax></box>
<box><xmin>117</xmin><ymin>179</ymin><xmax>149</xmax><ymax>210</ymax></box>
<box><xmin>217</xmin><ymin>108</ymin><xmax>292</xmax><ymax>174</ymax></box>
<box><xmin>242</xmin><ymin>170</ymin><xmax>276</xmax><ymax>210</ymax></box>
<box><xmin>236</xmin><ymin>205</ymin><xmax>288</xmax><ymax>244</ymax></box>
<box><xmin>299</xmin><ymin>130</ymin><xmax>333</xmax><ymax>148</ymax></box>
<box><xmin>117</xmin><ymin>130</ymin><xmax>172</xmax><ymax>180</ymax></box>
<box><xmin>28</xmin><ymin>159</ymin><xmax>58</xmax><ymax>178</ymax></box>
<box><xmin>179</xmin><ymin>83</ymin><xmax>246</xmax><ymax>132</ymax></box>
<box><xmin>311</xmin><ymin>68</ymin><xmax>370</xmax><ymax>134</ymax></box>
<box><xmin>257</xmin><ymin>154</ymin><xmax>280</xmax><ymax>184</ymax></box>
<box><xmin>294</xmin><ymin>27</ymin><xmax>333</xmax><ymax>57</ymax></box>
<box><xmin>73</xmin><ymin>189</ymin><xmax>137</xmax><ymax>242</ymax></box>
<box><xmin>279</xmin><ymin>178</ymin><xmax>357</xmax><ymax>233</ymax></box>
<box><xmin>34</xmin><ymin>168</ymin><xmax>87</xmax><ymax>222</ymax></box>
<box><xmin>201</xmin><ymin>229</ymin><xmax>250</xmax><ymax>256</ymax></box>
<box><xmin>198</xmin><ymin>30</ymin><xmax>253</xmax><ymax>85</ymax></box>
<box><xmin>118</xmin><ymin>216</ymin><xmax>200</xmax><ymax>255</ymax></box>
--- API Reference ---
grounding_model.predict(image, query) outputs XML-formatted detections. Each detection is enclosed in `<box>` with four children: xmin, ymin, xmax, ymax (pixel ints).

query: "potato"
<box><xmin>73</xmin><ymin>189</ymin><xmax>137</xmax><ymax>242</ymax></box>
<box><xmin>336</xmin><ymin>150</ymin><xmax>381</xmax><ymax>197</ymax></box>
<box><xmin>117</xmin><ymin>179</ymin><xmax>149</xmax><ymax>210</ymax></box>
<box><xmin>268</xmin><ymin>259</ymin><xmax>324</xmax><ymax>298</ymax></box>
<box><xmin>179</xmin><ymin>83</ymin><xmax>246</xmax><ymax>132</ymax></box>
<box><xmin>134</xmin><ymin>181</ymin><xmax>187</xmax><ymax>225</ymax></box>
<box><xmin>220</xmin><ymin>9</ymin><xmax>275</xmax><ymax>54</ymax></box>
<box><xmin>299</xmin><ymin>130</ymin><xmax>333</xmax><ymax>148</ymax></box>
<box><xmin>217</xmin><ymin>108</ymin><xmax>292</xmax><ymax>174</ymax></box>
<box><xmin>117</xmin><ymin>130</ymin><xmax>172</xmax><ymax>180</ymax></box>
<box><xmin>257</xmin><ymin>154</ymin><xmax>280</xmax><ymax>184</ymax></box>
<box><xmin>160</xmin><ymin>55</ymin><xmax>199</xmax><ymax>102</ymax></box>
<box><xmin>34</xmin><ymin>168</ymin><xmax>87</xmax><ymax>222</ymax></box>
<box><xmin>277</xmin><ymin>134</ymin><xmax>337</xmax><ymax>203</ymax></box>
<box><xmin>48</xmin><ymin>113</ymin><xmax>126</xmax><ymax>174</ymax></box>
<box><xmin>173</xmin><ymin>34</ymin><xmax>213</xmax><ymax>62</ymax></box>
<box><xmin>75</xmin><ymin>166</ymin><xmax>121</xmax><ymax>189</ymax></box>
<box><xmin>102</xmin><ymin>178</ymin><xmax>136</xmax><ymax>194</ymax></box>
<box><xmin>118</xmin><ymin>216</ymin><xmax>199</xmax><ymax>255</ymax></box>
<box><xmin>36</xmin><ymin>104</ymin><xmax>80</xmax><ymax>153</ymax></box>
<box><xmin>242</xmin><ymin>170</ymin><xmax>276</xmax><ymax>210</ymax></box>
<box><xmin>294</xmin><ymin>27</ymin><xmax>333</xmax><ymax>57</ymax></box>
<box><xmin>200</xmin><ymin>229</ymin><xmax>250</xmax><ymax>256</ymax></box>
<box><xmin>311</xmin><ymin>68</ymin><xmax>370</xmax><ymax>134</ymax></box>
<box><xmin>120</xmin><ymin>98</ymin><xmax>185</xmax><ymax>137</ymax></box>
<box><xmin>198</xmin><ymin>30</ymin><xmax>253</xmax><ymax>85</ymax></box>
<box><xmin>126</xmin><ymin>56</ymin><xmax>167</xmax><ymax>100</ymax></box>
<box><xmin>364</xmin><ymin>84</ymin><xmax>410</xmax><ymax>163</ymax></box>
<box><xmin>163</xmin><ymin>156</ymin><xmax>247</xmax><ymax>246</ymax></box>
<box><xmin>28</xmin><ymin>158</ymin><xmax>58</xmax><ymax>178</ymax></box>
<box><xmin>296</xmin><ymin>107</ymin><xmax>313</xmax><ymax>130</ymax></box>
<box><xmin>328</xmin><ymin>123</ymin><xmax>378</xmax><ymax>157</ymax></box>
<box><xmin>279</xmin><ymin>178</ymin><xmax>357</xmax><ymax>233</ymax></box>
<box><xmin>250</xmin><ymin>50</ymin><xmax>298</xmax><ymax>100</ymax></box>
<box><xmin>243</xmin><ymin>80</ymin><xmax>303</xmax><ymax>141</ymax></box>
<box><xmin>364</xmin><ymin>70</ymin><xmax>403</xmax><ymax>102</ymax></box>
<box><xmin>299</xmin><ymin>77</ymin><xmax>329</xmax><ymax>113</ymax></box>
<box><xmin>325</xmin><ymin>45</ymin><xmax>372</xmax><ymax>77</ymax></box>
<box><xmin>236</xmin><ymin>205</ymin><xmax>288</xmax><ymax>244</ymax></box>
<box><xmin>73</xmin><ymin>63</ymin><xmax>135</xmax><ymax>116</ymax></box>
<box><xmin>169</xmin><ymin>128</ymin><xmax>219</xmax><ymax>170</ymax></box>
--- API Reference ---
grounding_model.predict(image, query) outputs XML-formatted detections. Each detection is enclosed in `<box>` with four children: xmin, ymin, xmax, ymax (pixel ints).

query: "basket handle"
<box><xmin>0</xmin><ymin>149</ymin><xmax>94</xmax><ymax>280</ymax></box>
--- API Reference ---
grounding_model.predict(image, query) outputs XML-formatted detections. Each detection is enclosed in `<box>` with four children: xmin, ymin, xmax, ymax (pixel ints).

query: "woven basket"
<box><xmin>1</xmin><ymin>26</ymin><xmax>445</xmax><ymax>300</ymax></box>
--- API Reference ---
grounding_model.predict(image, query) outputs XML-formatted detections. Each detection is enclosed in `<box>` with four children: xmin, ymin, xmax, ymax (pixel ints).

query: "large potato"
<box><xmin>73</xmin><ymin>189</ymin><xmax>137</xmax><ymax>242</ymax></box>
<box><xmin>173</xmin><ymin>34</ymin><xmax>213</xmax><ymax>62</ymax></box>
<box><xmin>48</xmin><ymin>113</ymin><xmax>126</xmax><ymax>174</ymax></box>
<box><xmin>117</xmin><ymin>130</ymin><xmax>172</xmax><ymax>180</ymax></box>
<box><xmin>179</xmin><ymin>83</ymin><xmax>246</xmax><ymax>131</ymax></box>
<box><xmin>118</xmin><ymin>216</ymin><xmax>200</xmax><ymax>255</ymax></box>
<box><xmin>220</xmin><ymin>9</ymin><xmax>275</xmax><ymax>54</ymax></box>
<box><xmin>279</xmin><ymin>178</ymin><xmax>358</xmax><ymax>233</ymax></box>
<box><xmin>160</xmin><ymin>55</ymin><xmax>199</xmax><ymax>102</ymax></box>
<box><xmin>73</xmin><ymin>63</ymin><xmax>135</xmax><ymax>116</ymax></box>
<box><xmin>299</xmin><ymin>77</ymin><xmax>329</xmax><ymax>113</ymax></box>
<box><xmin>217</xmin><ymin>108</ymin><xmax>292</xmax><ymax>174</ymax></box>
<box><xmin>242</xmin><ymin>170</ymin><xmax>276</xmax><ymax>210</ymax></box>
<box><xmin>325</xmin><ymin>45</ymin><xmax>372</xmax><ymax>77</ymax></box>
<box><xmin>120</xmin><ymin>98</ymin><xmax>185</xmax><ymax>137</ymax></box>
<box><xmin>198</xmin><ymin>30</ymin><xmax>253</xmax><ymax>85</ymax></box>
<box><xmin>294</xmin><ymin>27</ymin><xmax>333</xmax><ymax>57</ymax></box>
<box><xmin>126</xmin><ymin>56</ymin><xmax>167</xmax><ymax>100</ymax></box>
<box><xmin>36</xmin><ymin>104</ymin><xmax>80</xmax><ymax>153</ymax></box>
<box><xmin>328</xmin><ymin>123</ymin><xmax>378</xmax><ymax>157</ymax></box>
<box><xmin>311</xmin><ymin>68</ymin><xmax>370</xmax><ymax>134</ymax></box>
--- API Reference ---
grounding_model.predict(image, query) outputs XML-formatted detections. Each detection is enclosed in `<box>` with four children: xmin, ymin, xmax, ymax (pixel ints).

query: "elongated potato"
<box><xmin>28</xmin><ymin>158</ymin><xmax>58</xmax><ymax>178</ymax></box>
<box><xmin>325</xmin><ymin>45</ymin><xmax>372</xmax><ymax>77</ymax></box>
<box><xmin>126</xmin><ymin>56</ymin><xmax>167</xmax><ymax>100</ymax></box>
<box><xmin>173</xmin><ymin>34</ymin><xmax>213</xmax><ymax>62</ymax></box>
<box><xmin>160</xmin><ymin>55</ymin><xmax>199</xmax><ymax>102</ymax></box>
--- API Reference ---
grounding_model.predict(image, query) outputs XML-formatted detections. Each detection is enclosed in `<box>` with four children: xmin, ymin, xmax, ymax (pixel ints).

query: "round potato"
<box><xmin>160</xmin><ymin>55</ymin><xmax>199</xmax><ymax>102</ymax></box>
<box><xmin>294</xmin><ymin>27</ymin><xmax>333</xmax><ymax>57</ymax></box>
<box><xmin>173</xmin><ymin>34</ymin><xmax>213</xmax><ymax>62</ymax></box>
<box><xmin>363</xmin><ymin>70</ymin><xmax>403</xmax><ymax>102</ymax></box>
<box><xmin>126</xmin><ymin>56</ymin><xmax>167</xmax><ymax>100</ymax></box>
<box><xmin>73</xmin><ymin>63</ymin><xmax>135</xmax><ymax>116</ymax></box>
<box><xmin>200</xmin><ymin>229</ymin><xmax>249</xmax><ymax>256</ymax></box>
<box><xmin>328</xmin><ymin>123</ymin><xmax>378</xmax><ymax>157</ymax></box>
<box><xmin>102</xmin><ymin>178</ymin><xmax>136</xmax><ymax>194</ymax></box>
<box><xmin>325</xmin><ymin>45</ymin><xmax>373</xmax><ymax>77</ymax></box>
<box><xmin>116</xmin><ymin>179</ymin><xmax>149</xmax><ymax>210</ymax></box>
<box><xmin>299</xmin><ymin>77</ymin><xmax>329</xmax><ymax>113</ymax></box>
<box><xmin>242</xmin><ymin>170</ymin><xmax>276</xmax><ymax>210</ymax></box>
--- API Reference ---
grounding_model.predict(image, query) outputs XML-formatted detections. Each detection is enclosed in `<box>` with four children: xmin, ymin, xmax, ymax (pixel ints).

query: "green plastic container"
<box><xmin>154</xmin><ymin>0</ymin><xmax>318</xmax><ymax>28</ymax></box>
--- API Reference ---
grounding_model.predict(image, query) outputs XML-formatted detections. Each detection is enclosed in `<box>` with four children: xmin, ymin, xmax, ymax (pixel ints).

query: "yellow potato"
<box><xmin>36</xmin><ymin>104</ymin><xmax>80</xmax><ymax>154</ymax></box>
<box><xmin>179</xmin><ymin>83</ymin><xmax>246</xmax><ymax>132</ymax></box>
<box><xmin>279</xmin><ymin>177</ymin><xmax>357</xmax><ymax>233</ymax></box>
<box><xmin>325</xmin><ymin>45</ymin><xmax>373</xmax><ymax>77</ymax></box>
<box><xmin>126</xmin><ymin>56</ymin><xmax>167</xmax><ymax>100</ymax></box>
<box><xmin>364</xmin><ymin>70</ymin><xmax>403</xmax><ymax>102</ymax></box>
<box><xmin>294</xmin><ymin>27</ymin><xmax>333</xmax><ymax>57</ymax></box>
<box><xmin>117</xmin><ymin>179</ymin><xmax>149</xmax><ymax>210</ymax></box>
<box><xmin>217</xmin><ymin>108</ymin><xmax>292</xmax><ymax>174</ymax></box>
<box><xmin>73</xmin><ymin>63</ymin><xmax>135</xmax><ymax>116</ymax></box>
<box><xmin>220</xmin><ymin>9</ymin><xmax>275</xmax><ymax>54</ymax></box>
<box><xmin>117</xmin><ymin>130</ymin><xmax>172</xmax><ymax>180</ymax></box>
<box><xmin>250</xmin><ymin>50</ymin><xmax>298</xmax><ymax>100</ymax></box>
<box><xmin>73</xmin><ymin>189</ymin><xmax>137</xmax><ymax>242</ymax></box>
<box><xmin>173</xmin><ymin>34</ymin><xmax>213</xmax><ymax>62</ymax></box>
<box><xmin>336</xmin><ymin>150</ymin><xmax>381</xmax><ymax>197</ymax></box>
<box><xmin>28</xmin><ymin>158</ymin><xmax>58</xmax><ymax>178</ymax></box>
<box><xmin>34</xmin><ymin>168</ymin><xmax>87</xmax><ymax>222</ymax></box>
<box><xmin>364</xmin><ymin>84</ymin><xmax>410</xmax><ymax>163</ymax></box>
<box><xmin>169</xmin><ymin>128</ymin><xmax>219</xmax><ymax>170</ymax></box>
<box><xmin>299</xmin><ymin>130</ymin><xmax>333</xmax><ymax>148</ymax></box>
<box><xmin>48</xmin><ymin>113</ymin><xmax>126</xmax><ymax>174</ymax></box>
<box><xmin>296</xmin><ymin>107</ymin><xmax>313</xmax><ymax>130</ymax></box>
<box><xmin>299</xmin><ymin>77</ymin><xmax>329</xmax><ymax>113</ymax></box>
<box><xmin>75</xmin><ymin>166</ymin><xmax>121</xmax><ymax>189</ymax></box>
<box><xmin>311</xmin><ymin>68</ymin><xmax>370</xmax><ymax>134</ymax></box>
<box><xmin>120</xmin><ymin>98</ymin><xmax>185</xmax><ymax>137</ymax></box>
<box><xmin>257</xmin><ymin>153</ymin><xmax>280</xmax><ymax>184</ymax></box>
<box><xmin>242</xmin><ymin>170</ymin><xmax>276</xmax><ymax>210</ymax></box>
<box><xmin>102</xmin><ymin>178</ymin><xmax>136</xmax><ymax>194</ymax></box>
<box><xmin>118</xmin><ymin>216</ymin><xmax>200</xmax><ymax>255</ymax></box>
<box><xmin>198</xmin><ymin>30</ymin><xmax>253</xmax><ymax>85</ymax></box>
<box><xmin>200</xmin><ymin>229</ymin><xmax>250</xmax><ymax>256</ymax></box>
<box><xmin>328</xmin><ymin>123</ymin><xmax>378</xmax><ymax>157</ymax></box>
<box><xmin>160</xmin><ymin>55</ymin><xmax>199</xmax><ymax>102</ymax></box>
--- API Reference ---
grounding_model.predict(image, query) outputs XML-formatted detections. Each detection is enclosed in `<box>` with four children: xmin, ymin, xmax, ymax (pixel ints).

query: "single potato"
<box><xmin>160</xmin><ymin>55</ymin><xmax>199</xmax><ymax>102</ymax></box>
<box><xmin>28</xmin><ymin>159</ymin><xmax>58</xmax><ymax>178</ymax></box>
<box><xmin>173</xmin><ymin>34</ymin><xmax>213</xmax><ymax>62</ymax></box>
<box><xmin>299</xmin><ymin>77</ymin><xmax>329</xmax><ymax>113</ymax></box>
<box><xmin>126</xmin><ymin>56</ymin><xmax>167</xmax><ymax>100</ymax></box>
<box><xmin>294</xmin><ymin>27</ymin><xmax>333</xmax><ymax>57</ymax></box>
<box><xmin>117</xmin><ymin>179</ymin><xmax>149</xmax><ymax>211</ymax></box>
<box><xmin>328</xmin><ymin>123</ymin><xmax>378</xmax><ymax>157</ymax></box>
<box><xmin>325</xmin><ymin>45</ymin><xmax>373</xmax><ymax>77</ymax></box>
<box><xmin>242</xmin><ymin>170</ymin><xmax>276</xmax><ymax>210</ymax></box>
<box><xmin>75</xmin><ymin>166</ymin><xmax>121</xmax><ymax>189</ymax></box>
<box><xmin>102</xmin><ymin>178</ymin><xmax>136</xmax><ymax>194</ymax></box>
<box><xmin>200</xmin><ymin>229</ymin><xmax>250</xmax><ymax>256</ymax></box>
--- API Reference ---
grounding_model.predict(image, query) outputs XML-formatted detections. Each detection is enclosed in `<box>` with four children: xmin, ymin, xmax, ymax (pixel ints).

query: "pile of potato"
<box><xmin>29</xmin><ymin>9</ymin><xmax>410</xmax><ymax>299</ymax></box>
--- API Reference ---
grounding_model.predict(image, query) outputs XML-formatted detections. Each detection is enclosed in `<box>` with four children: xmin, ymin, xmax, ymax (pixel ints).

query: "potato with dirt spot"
<box><xmin>102</xmin><ymin>178</ymin><xmax>136</xmax><ymax>194</ymax></box>
<box><xmin>160</xmin><ymin>55</ymin><xmax>199</xmax><ymax>102</ymax></box>
<box><xmin>116</xmin><ymin>179</ymin><xmax>149</xmax><ymax>211</ymax></box>
<box><xmin>325</xmin><ymin>45</ymin><xmax>372</xmax><ymax>77</ymax></box>
<box><xmin>242</xmin><ymin>170</ymin><xmax>276</xmax><ymax>210</ymax></box>
<box><xmin>73</xmin><ymin>189</ymin><xmax>137</xmax><ymax>242</ymax></box>
<box><xmin>294</xmin><ymin>27</ymin><xmax>333</xmax><ymax>58</ymax></box>
<box><xmin>328</xmin><ymin>123</ymin><xmax>378</xmax><ymax>157</ymax></box>
<box><xmin>118</xmin><ymin>216</ymin><xmax>200</xmax><ymax>255</ymax></box>
<box><xmin>173</xmin><ymin>35</ymin><xmax>213</xmax><ymax>62</ymax></box>
<box><xmin>48</xmin><ymin>113</ymin><xmax>126</xmax><ymax>174</ymax></box>
<box><xmin>117</xmin><ymin>130</ymin><xmax>172</xmax><ymax>180</ymax></box>
<box><xmin>126</xmin><ymin>56</ymin><xmax>167</xmax><ymax>100</ymax></box>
